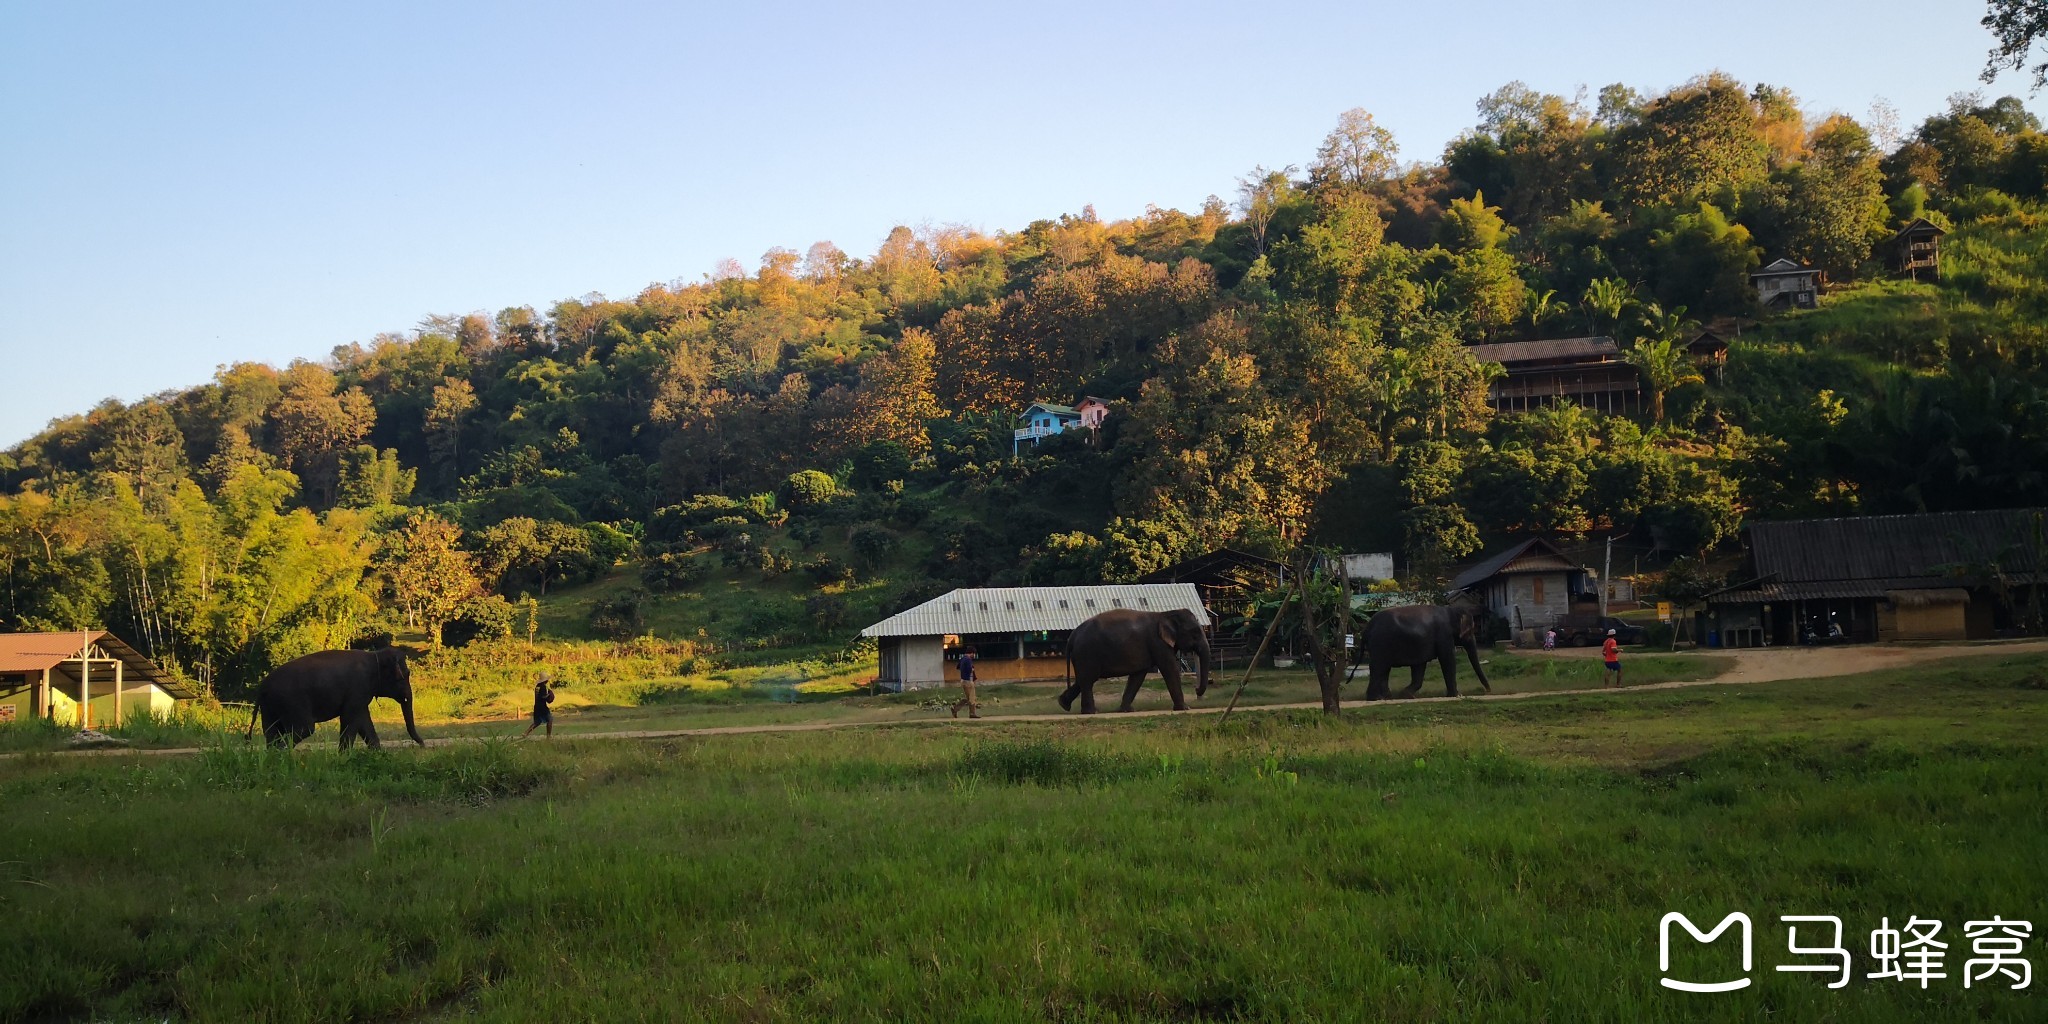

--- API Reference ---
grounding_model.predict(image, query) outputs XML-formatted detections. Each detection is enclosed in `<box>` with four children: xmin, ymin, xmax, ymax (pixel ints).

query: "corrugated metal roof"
<box><xmin>0</xmin><ymin>630</ymin><xmax>192</xmax><ymax>697</ymax></box>
<box><xmin>1749</xmin><ymin>509</ymin><xmax>2046</xmax><ymax>585</ymax></box>
<box><xmin>861</xmin><ymin>585</ymin><xmax>1209</xmax><ymax>638</ymax></box>
<box><xmin>1453</xmin><ymin>538</ymin><xmax>1574</xmax><ymax>591</ymax></box>
<box><xmin>1466</xmin><ymin>337</ymin><xmax>1620</xmax><ymax>366</ymax></box>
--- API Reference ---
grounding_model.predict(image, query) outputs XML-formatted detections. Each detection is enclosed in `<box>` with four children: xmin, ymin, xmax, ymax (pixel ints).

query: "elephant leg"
<box><xmin>262</xmin><ymin>718</ymin><xmax>288</xmax><ymax>748</ymax></box>
<box><xmin>290</xmin><ymin>722</ymin><xmax>314</xmax><ymax>748</ymax></box>
<box><xmin>1440</xmin><ymin>651</ymin><xmax>1460</xmax><ymax>698</ymax></box>
<box><xmin>1080</xmin><ymin>675</ymin><xmax>1102</xmax><ymax>714</ymax></box>
<box><xmin>338</xmin><ymin>716</ymin><xmax>357</xmax><ymax>750</ymax></box>
<box><xmin>1366</xmin><ymin>663</ymin><xmax>1390</xmax><ymax>701</ymax></box>
<box><xmin>1398</xmin><ymin>664</ymin><xmax>1426</xmax><ymax>698</ymax></box>
<box><xmin>1159</xmin><ymin>658</ymin><xmax>1188</xmax><ymax>711</ymax></box>
<box><xmin>1117</xmin><ymin>671</ymin><xmax>1147</xmax><ymax>713</ymax></box>
<box><xmin>1058</xmin><ymin>673</ymin><xmax>1086</xmax><ymax>711</ymax></box>
<box><xmin>359</xmin><ymin>715</ymin><xmax>382</xmax><ymax>749</ymax></box>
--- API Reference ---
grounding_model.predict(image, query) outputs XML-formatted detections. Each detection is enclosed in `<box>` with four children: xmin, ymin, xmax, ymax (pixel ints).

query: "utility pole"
<box><xmin>1601</xmin><ymin>533</ymin><xmax>1628</xmax><ymax>619</ymax></box>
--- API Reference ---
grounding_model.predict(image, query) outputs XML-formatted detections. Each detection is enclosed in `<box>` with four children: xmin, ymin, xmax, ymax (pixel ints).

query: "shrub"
<box><xmin>589</xmin><ymin>591</ymin><xmax>647</xmax><ymax>640</ymax></box>
<box><xmin>803</xmin><ymin>555</ymin><xmax>853</xmax><ymax>586</ymax></box>
<box><xmin>806</xmin><ymin>593</ymin><xmax>850</xmax><ymax>630</ymax></box>
<box><xmin>641</xmin><ymin>552</ymin><xmax>709</xmax><ymax>593</ymax></box>
<box><xmin>951</xmin><ymin>739</ymin><xmax>1135</xmax><ymax>787</ymax></box>
<box><xmin>848</xmin><ymin>522</ymin><xmax>898</xmax><ymax>569</ymax></box>
<box><xmin>445</xmin><ymin>594</ymin><xmax>517</xmax><ymax>647</ymax></box>
<box><xmin>782</xmin><ymin>470</ymin><xmax>840</xmax><ymax>509</ymax></box>
<box><xmin>851</xmin><ymin>440</ymin><xmax>912</xmax><ymax>488</ymax></box>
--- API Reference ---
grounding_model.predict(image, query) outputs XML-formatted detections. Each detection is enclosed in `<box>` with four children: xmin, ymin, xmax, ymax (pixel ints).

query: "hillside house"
<box><xmin>1453</xmin><ymin>539</ymin><xmax>1597</xmax><ymax>638</ymax></box>
<box><xmin>1888</xmin><ymin>219</ymin><xmax>1944</xmax><ymax>282</ymax></box>
<box><xmin>1012</xmin><ymin>398</ymin><xmax>1111</xmax><ymax>455</ymax></box>
<box><xmin>1465</xmin><ymin>336</ymin><xmax>1641</xmax><ymax>414</ymax></box>
<box><xmin>1705</xmin><ymin>509</ymin><xmax>2045</xmax><ymax>647</ymax></box>
<box><xmin>859</xmin><ymin>584</ymin><xmax>1209</xmax><ymax>691</ymax></box>
<box><xmin>0</xmin><ymin>631</ymin><xmax>192</xmax><ymax>728</ymax></box>
<box><xmin>1750</xmin><ymin>258</ymin><xmax>1820</xmax><ymax>309</ymax></box>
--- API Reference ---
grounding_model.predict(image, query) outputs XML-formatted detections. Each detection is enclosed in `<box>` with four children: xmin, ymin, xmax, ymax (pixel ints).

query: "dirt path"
<box><xmin>22</xmin><ymin>640</ymin><xmax>2048</xmax><ymax>758</ymax></box>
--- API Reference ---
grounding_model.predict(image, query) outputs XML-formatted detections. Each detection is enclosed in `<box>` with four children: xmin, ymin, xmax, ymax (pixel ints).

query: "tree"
<box><xmin>1436</xmin><ymin>191</ymin><xmax>1514</xmax><ymax>250</ymax></box>
<box><xmin>851</xmin><ymin>328</ymin><xmax>941</xmax><ymax>456</ymax></box>
<box><xmin>270</xmin><ymin>363</ymin><xmax>375</xmax><ymax>508</ymax></box>
<box><xmin>1235</xmin><ymin>166</ymin><xmax>1297</xmax><ymax>257</ymax></box>
<box><xmin>1627</xmin><ymin>338</ymin><xmax>1705</xmax><ymax>423</ymax></box>
<box><xmin>385</xmin><ymin>511</ymin><xmax>479</xmax><ymax>647</ymax></box>
<box><xmin>424</xmin><ymin>377</ymin><xmax>478</xmax><ymax>488</ymax></box>
<box><xmin>336</xmin><ymin>446</ymin><xmax>415</xmax><ymax>508</ymax></box>
<box><xmin>1615</xmin><ymin>74</ymin><xmax>1769</xmax><ymax>207</ymax></box>
<box><xmin>1582</xmin><ymin>277</ymin><xmax>1636</xmax><ymax>340</ymax></box>
<box><xmin>1312</xmin><ymin>108</ymin><xmax>1400</xmax><ymax>190</ymax></box>
<box><xmin>1983</xmin><ymin>0</ymin><xmax>2048</xmax><ymax>89</ymax></box>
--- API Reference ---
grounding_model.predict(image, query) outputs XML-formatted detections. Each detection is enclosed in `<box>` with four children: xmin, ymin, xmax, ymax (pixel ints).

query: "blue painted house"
<box><xmin>1012</xmin><ymin>398</ymin><xmax>1109</xmax><ymax>455</ymax></box>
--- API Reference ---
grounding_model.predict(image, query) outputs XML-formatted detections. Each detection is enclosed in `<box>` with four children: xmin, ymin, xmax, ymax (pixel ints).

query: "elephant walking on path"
<box><xmin>1361</xmin><ymin>604</ymin><xmax>1490</xmax><ymax>700</ymax></box>
<box><xmin>246</xmin><ymin>648</ymin><xmax>425</xmax><ymax>749</ymax></box>
<box><xmin>1058</xmin><ymin>608</ymin><xmax>1212</xmax><ymax>714</ymax></box>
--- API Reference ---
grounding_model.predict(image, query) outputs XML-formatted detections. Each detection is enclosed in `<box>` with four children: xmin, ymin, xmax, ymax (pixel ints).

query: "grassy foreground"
<box><xmin>3</xmin><ymin>655</ymin><xmax>2044</xmax><ymax>1022</ymax></box>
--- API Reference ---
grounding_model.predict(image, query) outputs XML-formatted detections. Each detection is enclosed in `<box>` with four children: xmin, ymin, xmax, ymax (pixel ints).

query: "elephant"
<box><xmin>1057</xmin><ymin>608</ymin><xmax>1212</xmax><ymax>714</ymax></box>
<box><xmin>1360</xmin><ymin>604</ymin><xmax>1490</xmax><ymax>700</ymax></box>
<box><xmin>245</xmin><ymin>647</ymin><xmax>424</xmax><ymax>749</ymax></box>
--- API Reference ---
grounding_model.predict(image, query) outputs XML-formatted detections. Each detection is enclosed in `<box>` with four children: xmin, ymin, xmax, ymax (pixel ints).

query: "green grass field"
<box><xmin>4</xmin><ymin>654</ymin><xmax>2044</xmax><ymax>1021</ymax></box>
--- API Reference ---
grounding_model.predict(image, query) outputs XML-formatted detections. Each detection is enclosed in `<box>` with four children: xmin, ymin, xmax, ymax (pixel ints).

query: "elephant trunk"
<box><xmin>1464</xmin><ymin>637</ymin><xmax>1491</xmax><ymax>694</ymax></box>
<box><xmin>401</xmin><ymin>698</ymin><xmax>424</xmax><ymax>747</ymax></box>
<box><xmin>1193</xmin><ymin>641</ymin><xmax>1213</xmax><ymax>698</ymax></box>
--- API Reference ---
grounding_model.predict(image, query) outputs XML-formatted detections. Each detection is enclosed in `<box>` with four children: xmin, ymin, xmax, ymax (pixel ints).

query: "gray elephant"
<box><xmin>245</xmin><ymin>648</ymin><xmax>424</xmax><ymax>749</ymax></box>
<box><xmin>1057</xmin><ymin>608</ymin><xmax>1212</xmax><ymax>714</ymax></box>
<box><xmin>1360</xmin><ymin>604</ymin><xmax>1490</xmax><ymax>700</ymax></box>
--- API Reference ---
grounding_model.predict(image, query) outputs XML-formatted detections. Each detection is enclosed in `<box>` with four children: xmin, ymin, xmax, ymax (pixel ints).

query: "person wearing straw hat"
<box><xmin>520</xmin><ymin>672</ymin><xmax>556</xmax><ymax>739</ymax></box>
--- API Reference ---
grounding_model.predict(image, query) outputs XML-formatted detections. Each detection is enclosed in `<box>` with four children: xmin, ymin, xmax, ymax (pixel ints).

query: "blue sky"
<box><xmin>0</xmin><ymin>1</ymin><xmax>2034</xmax><ymax>447</ymax></box>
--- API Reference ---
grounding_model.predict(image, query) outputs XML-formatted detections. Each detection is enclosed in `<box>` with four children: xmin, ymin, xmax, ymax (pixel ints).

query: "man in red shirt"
<box><xmin>1602</xmin><ymin>629</ymin><xmax>1622</xmax><ymax>687</ymax></box>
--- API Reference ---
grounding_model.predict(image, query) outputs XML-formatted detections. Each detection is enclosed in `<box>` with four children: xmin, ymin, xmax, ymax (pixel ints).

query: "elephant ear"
<box><xmin>1156</xmin><ymin>620</ymin><xmax>1178</xmax><ymax>650</ymax></box>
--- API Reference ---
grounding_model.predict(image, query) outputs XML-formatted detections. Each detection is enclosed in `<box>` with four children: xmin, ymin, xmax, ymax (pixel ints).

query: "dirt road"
<box><xmin>24</xmin><ymin>639</ymin><xmax>2044</xmax><ymax>759</ymax></box>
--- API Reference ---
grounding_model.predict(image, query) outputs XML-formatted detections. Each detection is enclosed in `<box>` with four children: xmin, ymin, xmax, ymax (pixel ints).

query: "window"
<box><xmin>1085</xmin><ymin>600</ymin><xmax>1097</xmax><ymax>608</ymax></box>
<box><xmin>951</xmin><ymin>603</ymin><xmax>961</xmax><ymax>612</ymax></box>
<box><xmin>978</xmin><ymin>602</ymin><xmax>989</xmax><ymax>611</ymax></box>
<box><xmin>1112</xmin><ymin>599</ymin><xmax>1123</xmax><ymax>608</ymax></box>
<box><xmin>1032</xmin><ymin>601</ymin><xmax>1042</xmax><ymax>610</ymax></box>
<box><xmin>1532</xmin><ymin>577</ymin><xmax>1547</xmax><ymax>604</ymax></box>
<box><xmin>1005</xmin><ymin>601</ymin><xmax>1015</xmax><ymax>610</ymax></box>
<box><xmin>1058</xmin><ymin>600</ymin><xmax>1069</xmax><ymax>609</ymax></box>
<box><xmin>1138</xmin><ymin>598</ymin><xmax>1150</xmax><ymax>608</ymax></box>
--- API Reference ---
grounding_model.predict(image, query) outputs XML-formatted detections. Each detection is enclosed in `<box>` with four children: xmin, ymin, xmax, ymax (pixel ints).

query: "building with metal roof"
<box><xmin>860</xmin><ymin>584</ymin><xmax>1208</xmax><ymax>691</ymax></box>
<box><xmin>0</xmin><ymin>630</ymin><xmax>193</xmax><ymax>729</ymax></box>
<box><xmin>1464</xmin><ymin>336</ymin><xmax>1642</xmax><ymax>415</ymax></box>
<box><xmin>1705</xmin><ymin>509</ymin><xmax>2046</xmax><ymax>647</ymax></box>
<box><xmin>1452</xmin><ymin>539</ymin><xmax>1597</xmax><ymax>637</ymax></box>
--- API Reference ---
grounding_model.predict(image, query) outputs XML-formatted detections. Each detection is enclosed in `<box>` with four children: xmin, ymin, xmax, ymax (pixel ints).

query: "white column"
<box><xmin>38</xmin><ymin>667</ymin><xmax>50</xmax><ymax>720</ymax></box>
<box><xmin>113</xmin><ymin>659</ymin><xmax>124</xmax><ymax>728</ymax></box>
<box><xmin>77</xmin><ymin>654</ymin><xmax>89</xmax><ymax>730</ymax></box>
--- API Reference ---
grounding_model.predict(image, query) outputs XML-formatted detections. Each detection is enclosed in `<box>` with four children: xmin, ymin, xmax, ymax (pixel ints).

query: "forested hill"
<box><xmin>4</xmin><ymin>74</ymin><xmax>2048</xmax><ymax>691</ymax></box>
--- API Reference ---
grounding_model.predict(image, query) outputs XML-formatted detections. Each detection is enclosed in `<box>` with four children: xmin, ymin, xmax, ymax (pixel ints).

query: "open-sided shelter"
<box><xmin>859</xmin><ymin>584</ymin><xmax>1209</xmax><ymax>692</ymax></box>
<box><xmin>0</xmin><ymin>630</ymin><xmax>192</xmax><ymax>728</ymax></box>
<box><xmin>1705</xmin><ymin>509</ymin><xmax>2046</xmax><ymax>647</ymax></box>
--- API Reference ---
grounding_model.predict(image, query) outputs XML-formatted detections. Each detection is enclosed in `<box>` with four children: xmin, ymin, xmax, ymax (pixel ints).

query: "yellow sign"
<box><xmin>1657</xmin><ymin>601</ymin><xmax>1674</xmax><ymax>622</ymax></box>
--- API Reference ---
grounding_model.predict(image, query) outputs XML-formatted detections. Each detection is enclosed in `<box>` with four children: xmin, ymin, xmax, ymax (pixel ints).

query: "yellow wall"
<box><xmin>1881</xmin><ymin>602</ymin><xmax>1968</xmax><ymax>642</ymax></box>
<box><xmin>0</xmin><ymin>683</ymin><xmax>173</xmax><ymax>728</ymax></box>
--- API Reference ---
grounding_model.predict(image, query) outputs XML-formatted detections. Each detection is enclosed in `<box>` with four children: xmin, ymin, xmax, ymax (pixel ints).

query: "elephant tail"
<box><xmin>245</xmin><ymin>690</ymin><xmax>260</xmax><ymax>742</ymax></box>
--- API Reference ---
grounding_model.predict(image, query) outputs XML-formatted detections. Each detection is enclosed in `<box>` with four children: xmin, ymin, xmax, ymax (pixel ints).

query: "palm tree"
<box><xmin>1581</xmin><ymin>277</ymin><xmax>1634</xmax><ymax>341</ymax></box>
<box><xmin>1626</xmin><ymin>338</ymin><xmax>1704</xmax><ymax>423</ymax></box>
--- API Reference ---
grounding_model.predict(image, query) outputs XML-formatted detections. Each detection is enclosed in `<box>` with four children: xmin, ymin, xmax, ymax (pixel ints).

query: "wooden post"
<box><xmin>1218</xmin><ymin>571</ymin><xmax>1301</xmax><ymax>728</ymax></box>
<box><xmin>113</xmin><ymin>657</ymin><xmax>124</xmax><ymax>728</ymax></box>
<box><xmin>38</xmin><ymin>667</ymin><xmax>50</xmax><ymax>720</ymax></box>
<box><xmin>77</xmin><ymin>650</ymin><xmax>89</xmax><ymax>730</ymax></box>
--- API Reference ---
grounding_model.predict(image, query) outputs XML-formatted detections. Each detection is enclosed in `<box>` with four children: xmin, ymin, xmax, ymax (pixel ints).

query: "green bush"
<box><xmin>782</xmin><ymin>470</ymin><xmax>840</xmax><ymax>509</ymax></box>
<box><xmin>589</xmin><ymin>591</ymin><xmax>647</xmax><ymax>640</ymax></box>
<box><xmin>848</xmin><ymin>522</ymin><xmax>898</xmax><ymax>569</ymax></box>
<box><xmin>641</xmin><ymin>552</ymin><xmax>710</xmax><ymax>593</ymax></box>
<box><xmin>805</xmin><ymin>593</ymin><xmax>850</xmax><ymax>630</ymax></box>
<box><xmin>445</xmin><ymin>594</ymin><xmax>518</xmax><ymax>647</ymax></box>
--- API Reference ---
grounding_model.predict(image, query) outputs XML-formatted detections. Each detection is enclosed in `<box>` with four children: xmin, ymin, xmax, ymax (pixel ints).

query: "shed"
<box><xmin>1465</xmin><ymin>336</ymin><xmax>1641</xmax><ymax>414</ymax></box>
<box><xmin>1705</xmin><ymin>509</ymin><xmax>2046</xmax><ymax>646</ymax></box>
<box><xmin>859</xmin><ymin>584</ymin><xmax>1209</xmax><ymax>692</ymax></box>
<box><xmin>0</xmin><ymin>631</ymin><xmax>192</xmax><ymax>729</ymax></box>
<box><xmin>1889</xmin><ymin>218</ymin><xmax>1944</xmax><ymax>282</ymax></box>
<box><xmin>1452</xmin><ymin>539</ymin><xmax>1595</xmax><ymax>634</ymax></box>
<box><xmin>1750</xmin><ymin>258</ymin><xmax>1820</xmax><ymax>309</ymax></box>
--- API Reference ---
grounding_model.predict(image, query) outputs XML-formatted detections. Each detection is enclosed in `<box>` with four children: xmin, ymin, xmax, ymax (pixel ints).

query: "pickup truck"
<box><xmin>1550</xmin><ymin>615</ymin><xmax>1647</xmax><ymax>647</ymax></box>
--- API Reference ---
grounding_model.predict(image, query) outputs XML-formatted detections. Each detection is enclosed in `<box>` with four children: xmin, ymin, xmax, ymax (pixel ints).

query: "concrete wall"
<box><xmin>897</xmin><ymin>636</ymin><xmax>948</xmax><ymax>691</ymax></box>
<box><xmin>1488</xmin><ymin>573</ymin><xmax>1572</xmax><ymax>630</ymax></box>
